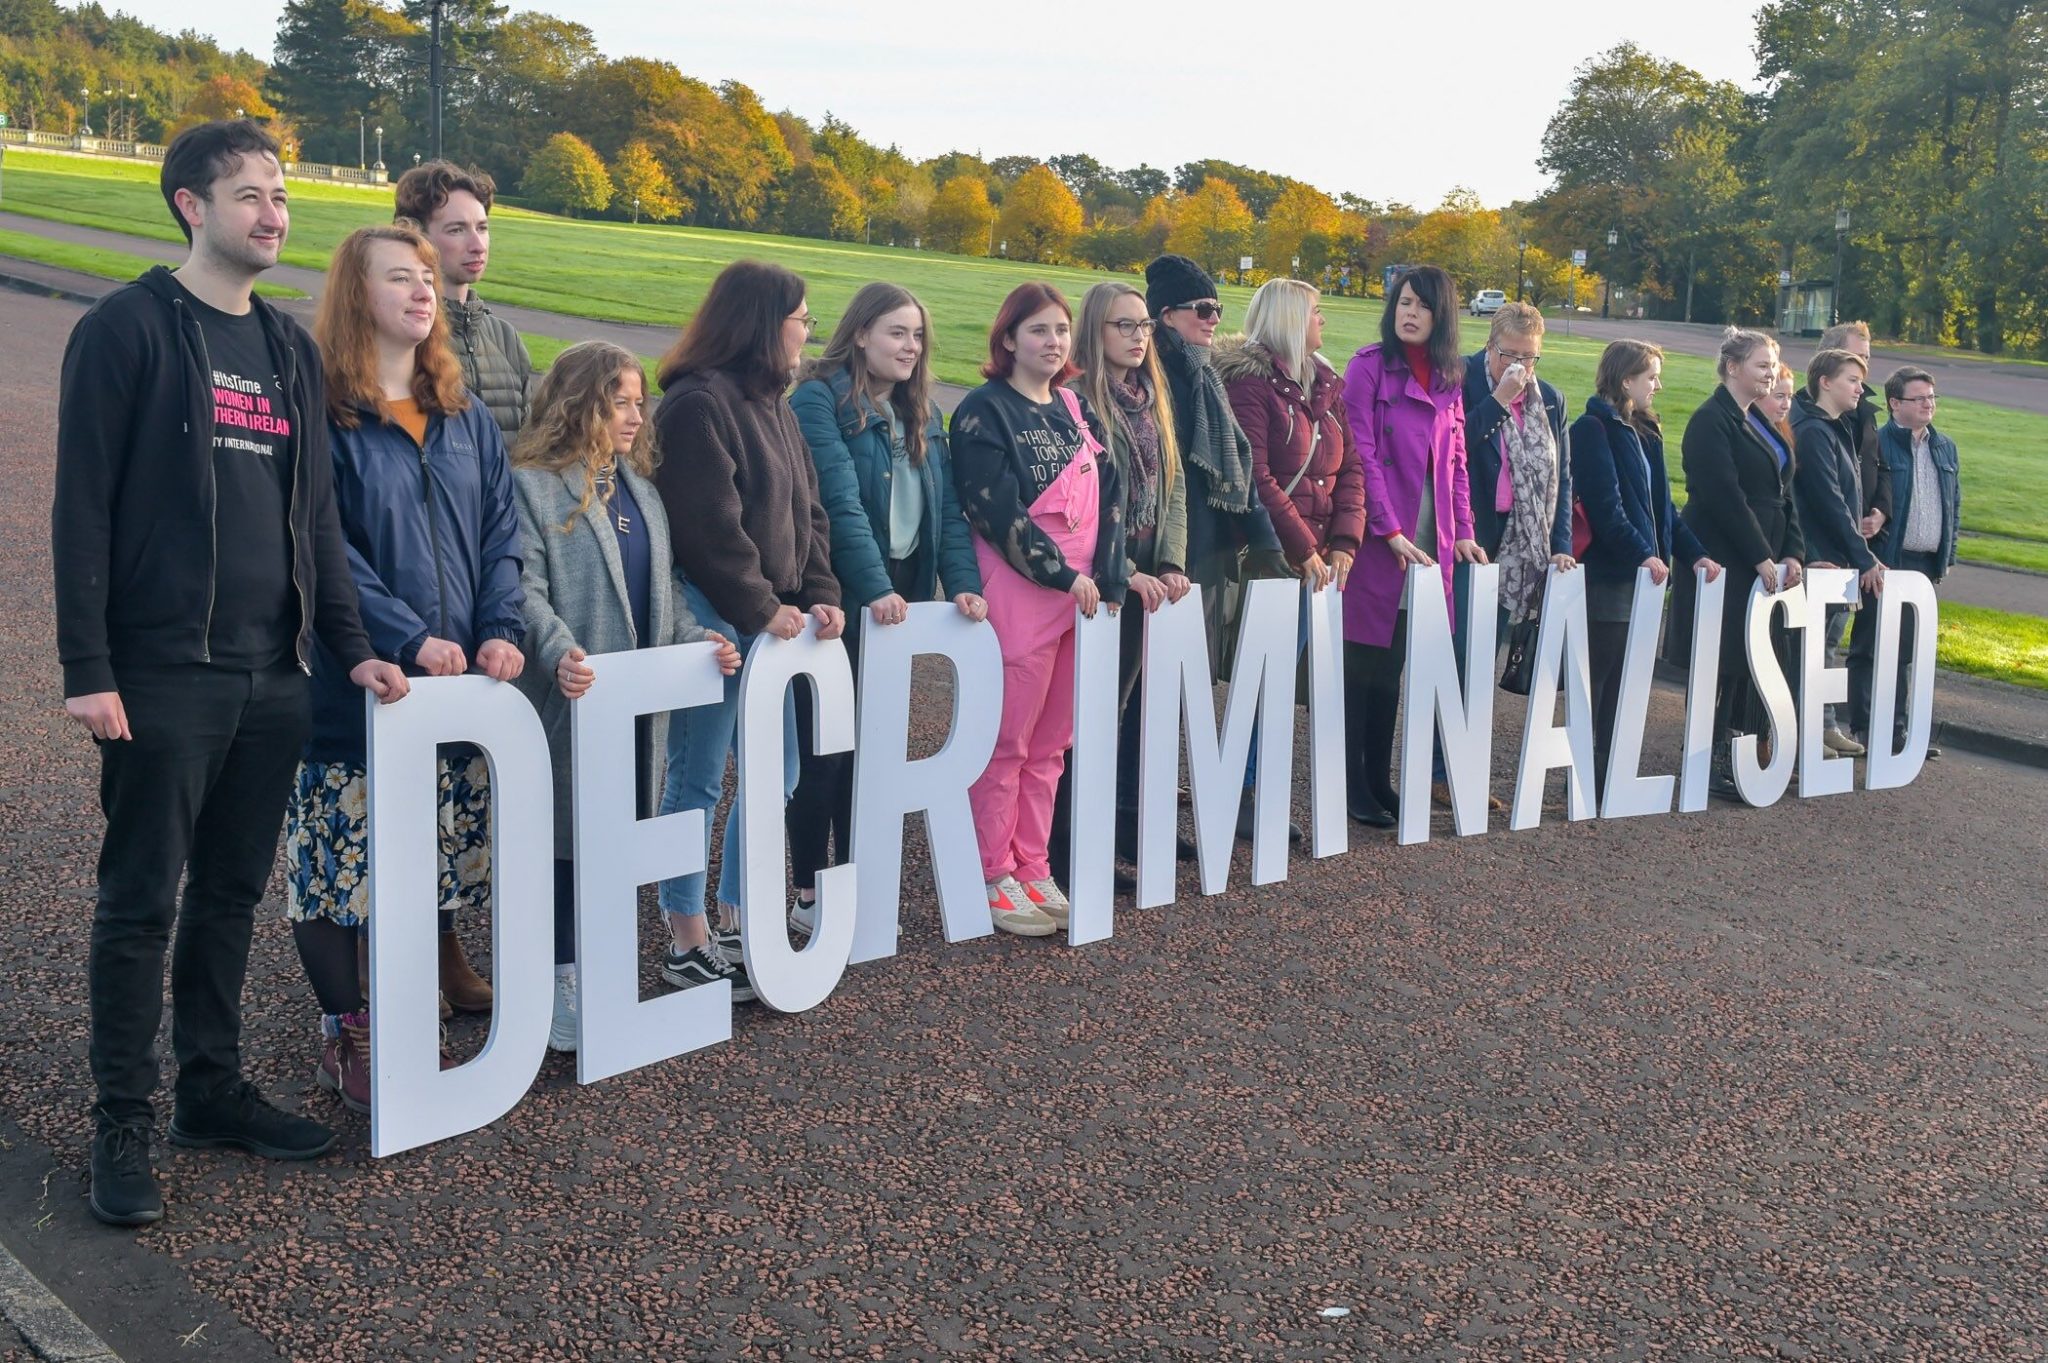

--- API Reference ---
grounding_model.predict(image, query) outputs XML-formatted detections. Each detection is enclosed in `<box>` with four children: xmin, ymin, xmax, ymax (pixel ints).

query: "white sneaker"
<box><xmin>1020</xmin><ymin>878</ymin><xmax>1071</xmax><ymax>927</ymax></box>
<box><xmin>789</xmin><ymin>894</ymin><xmax>817</xmax><ymax>941</ymax></box>
<box><xmin>1822</xmin><ymin>727</ymin><xmax>1866</xmax><ymax>756</ymax></box>
<box><xmin>547</xmin><ymin>967</ymin><xmax>579</xmax><ymax>1053</ymax></box>
<box><xmin>987</xmin><ymin>876</ymin><xmax>1057</xmax><ymax>937</ymax></box>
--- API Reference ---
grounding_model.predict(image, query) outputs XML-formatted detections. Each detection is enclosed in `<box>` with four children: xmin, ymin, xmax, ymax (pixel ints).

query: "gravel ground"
<box><xmin>4</xmin><ymin>290</ymin><xmax>2047</xmax><ymax>1362</ymax></box>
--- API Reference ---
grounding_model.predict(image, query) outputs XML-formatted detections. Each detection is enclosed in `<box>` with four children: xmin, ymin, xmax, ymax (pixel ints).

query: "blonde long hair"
<box><xmin>1072</xmin><ymin>281</ymin><xmax>1179</xmax><ymax>503</ymax></box>
<box><xmin>315</xmin><ymin>224</ymin><xmax>468</xmax><ymax>428</ymax></box>
<box><xmin>1242</xmin><ymin>278</ymin><xmax>1322</xmax><ymax>391</ymax></box>
<box><xmin>512</xmin><ymin>341</ymin><xmax>657</xmax><ymax>532</ymax></box>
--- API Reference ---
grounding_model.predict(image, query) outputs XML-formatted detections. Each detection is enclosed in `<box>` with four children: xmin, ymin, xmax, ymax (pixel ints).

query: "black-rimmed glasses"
<box><xmin>1107</xmin><ymin>318</ymin><xmax>1157</xmax><ymax>338</ymax></box>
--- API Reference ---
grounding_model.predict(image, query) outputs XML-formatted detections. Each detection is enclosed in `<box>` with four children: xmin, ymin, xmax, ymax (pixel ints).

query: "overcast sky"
<box><xmin>123</xmin><ymin>0</ymin><xmax>1769</xmax><ymax>206</ymax></box>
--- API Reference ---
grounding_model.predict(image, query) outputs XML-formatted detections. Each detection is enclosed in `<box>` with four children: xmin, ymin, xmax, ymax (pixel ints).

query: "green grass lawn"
<box><xmin>1937</xmin><ymin>604</ymin><xmax>2048</xmax><ymax>690</ymax></box>
<box><xmin>5</xmin><ymin>150</ymin><xmax>2041</xmax><ymax>577</ymax></box>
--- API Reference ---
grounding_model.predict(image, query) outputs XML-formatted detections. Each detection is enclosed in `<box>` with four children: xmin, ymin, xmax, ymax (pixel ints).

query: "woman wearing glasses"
<box><xmin>1056</xmin><ymin>280</ymin><xmax>1187</xmax><ymax>874</ymax></box>
<box><xmin>785</xmin><ymin>282</ymin><xmax>986</xmax><ymax>935</ymax></box>
<box><xmin>1338</xmin><ymin>265</ymin><xmax>1487</xmax><ymax>828</ymax></box>
<box><xmin>950</xmin><ymin>282</ymin><xmax>1125</xmax><ymax>935</ymax></box>
<box><xmin>1143</xmin><ymin>255</ymin><xmax>1286</xmax><ymax>674</ymax></box>
<box><xmin>650</xmin><ymin>260</ymin><xmax>846</xmax><ymax>997</ymax></box>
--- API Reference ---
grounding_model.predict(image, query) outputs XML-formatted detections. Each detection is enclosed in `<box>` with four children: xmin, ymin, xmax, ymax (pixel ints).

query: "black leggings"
<box><xmin>1344</xmin><ymin>624</ymin><xmax>1408</xmax><ymax>814</ymax></box>
<box><xmin>1586</xmin><ymin>619</ymin><xmax>1632</xmax><ymax>795</ymax></box>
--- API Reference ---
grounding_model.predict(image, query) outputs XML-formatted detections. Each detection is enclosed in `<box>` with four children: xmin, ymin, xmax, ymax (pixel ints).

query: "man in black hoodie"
<box><xmin>53</xmin><ymin>120</ymin><xmax>409</xmax><ymax>1227</ymax></box>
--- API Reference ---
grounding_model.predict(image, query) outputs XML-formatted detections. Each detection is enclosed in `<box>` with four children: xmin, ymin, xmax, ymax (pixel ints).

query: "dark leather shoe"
<box><xmin>169</xmin><ymin>1082</ymin><xmax>336</xmax><ymax>1161</ymax></box>
<box><xmin>89</xmin><ymin>1124</ymin><xmax>162</xmax><ymax>1227</ymax></box>
<box><xmin>1347</xmin><ymin>790</ymin><xmax>1395</xmax><ymax>828</ymax></box>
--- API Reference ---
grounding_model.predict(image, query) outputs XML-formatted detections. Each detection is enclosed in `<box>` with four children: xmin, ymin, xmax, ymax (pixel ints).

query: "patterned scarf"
<box><xmin>1497</xmin><ymin>386</ymin><xmax>1558</xmax><ymax>623</ymax></box>
<box><xmin>1161</xmin><ymin>330</ymin><xmax>1253</xmax><ymax>513</ymax></box>
<box><xmin>1111</xmin><ymin>370</ymin><xmax>1162</xmax><ymax>536</ymax></box>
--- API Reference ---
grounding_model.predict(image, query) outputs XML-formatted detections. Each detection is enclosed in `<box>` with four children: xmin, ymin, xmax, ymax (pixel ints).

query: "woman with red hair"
<box><xmin>949</xmin><ymin>283</ymin><xmax>1125</xmax><ymax>936</ymax></box>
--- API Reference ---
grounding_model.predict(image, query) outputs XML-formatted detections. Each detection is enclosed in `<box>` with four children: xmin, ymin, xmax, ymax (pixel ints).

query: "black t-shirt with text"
<box><xmin>176</xmin><ymin>279</ymin><xmax>298</xmax><ymax>668</ymax></box>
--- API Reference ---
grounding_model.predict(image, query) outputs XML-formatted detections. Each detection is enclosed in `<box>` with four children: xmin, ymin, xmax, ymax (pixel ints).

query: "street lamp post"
<box><xmin>359</xmin><ymin>114</ymin><xmax>366</xmax><ymax>170</ymax></box>
<box><xmin>1832</xmin><ymin>206</ymin><xmax>1850</xmax><ymax>326</ymax></box>
<box><xmin>999</xmin><ymin>240</ymin><xmax>1007</xmax><ymax>258</ymax></box>
<box><xmin>631</xmin><ymin>194</ymin><xmax>640</xmax><ymax>225</ymax></box>
<box><xmin>1516</xmin><ymin>238</ymin><xmax>1528</xmax><ymax>302</ymax></box>
<box><xmin>79</xmin><ymin>87</ymin><xmax>90</xmax><ymax>138</ymax></box>
<box><xmin>1603</xmin><ymin>227</ymin><xmax>1618</xmax><ymax>319</ymax></box>
<box><xmin>374</xmin><ymin>126</ymin><xmax>384</xmax><ymax>174</ymax></box>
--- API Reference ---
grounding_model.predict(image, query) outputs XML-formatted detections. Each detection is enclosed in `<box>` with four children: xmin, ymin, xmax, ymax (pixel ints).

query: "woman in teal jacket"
<box><xmin>785</xmin><ymin>282</ymin><xmax>986</xmax><ymax>931</ymax></box>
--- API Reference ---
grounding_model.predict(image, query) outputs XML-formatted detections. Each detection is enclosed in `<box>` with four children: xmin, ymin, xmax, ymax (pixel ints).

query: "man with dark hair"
<box><xmin>1846</xmin><ymin>365</ymin><xmax>1958</xmax><ymax>758</ymax></box>
<box><xmin>54</xmin><ymin>119</ymin><xmax>410</xmax><ymax>1227</ymax></box>
<box><xmin>392</xmin><ymin>159</ymin><xmax>531</xmax><ymax>436</ymax></box>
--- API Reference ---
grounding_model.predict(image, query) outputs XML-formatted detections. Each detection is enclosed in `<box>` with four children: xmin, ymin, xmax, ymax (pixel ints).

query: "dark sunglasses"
<box><xmin>1171</xmin><ymin>302</ymin><xmax>1224</xmax><ymax>322</ymax></box>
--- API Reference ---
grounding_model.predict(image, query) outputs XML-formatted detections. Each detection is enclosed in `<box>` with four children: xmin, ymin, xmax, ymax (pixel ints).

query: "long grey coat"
<box><xmin>513</xmin><ymin>463</ymin><xmax>711</xmax><ymax>848</ymax></box>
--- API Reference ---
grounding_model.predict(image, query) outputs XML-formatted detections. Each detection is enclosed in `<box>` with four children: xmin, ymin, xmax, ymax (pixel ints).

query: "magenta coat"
<box><xmin>1338</xmin><ymin>343</ymin><xmax>1474</xmax><ymax>647</ymax></box>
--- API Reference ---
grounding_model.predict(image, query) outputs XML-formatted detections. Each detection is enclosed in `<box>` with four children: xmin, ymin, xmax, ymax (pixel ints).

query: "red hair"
<box><xmin>315</xmin><ymin>224</ymin><xmax>468</xmax><ymax>428</ymax></box>
<box><xmin>982</xmin><ymin>282</ymin><xmax>1078</xmax><ymax>383</ymax></box>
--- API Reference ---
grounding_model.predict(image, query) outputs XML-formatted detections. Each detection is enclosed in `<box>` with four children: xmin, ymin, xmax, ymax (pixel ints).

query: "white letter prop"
<box><xmin>1303</xmin><ymin>581</ymin><xmax>1348</xmax><ymax>860</ymax></box>
<box><xmin>1510</xmin><ymin>564</ymin><xmax>1598</xmax><ymax>829</ymax></box>
<box><xmin>1797</xmin><ymin>568</ymin><xmax>1858</xmax><ymax>800</ymax></box>
<box><xmin>849</xmin><ymin>603</ymin><xmax>1004</xmax><ymax>964</ymax></box>
<box><xmin>1731</xmin><ymin>575</ymin><xmax>1804</xmax><ymax>807</ymax></box>
<box><xmin>1064</xmin><ymin>606</ymin><xmax>1122</xmax><ymax>946</ymax></box>
<box><xmin>1865</xmin><ymin>569</ymin><xmax>1939</xmax><ymax>790</ymax></box>
<box><xmin>1399</xmin><ymin>562</ymin><xmax>1498</xmax><ymax>843</ymax></box>
<box><xmin>570</xmin><ymin>642</ymin><xmax>732</xmax><ymax>1085</ymax></box>
<box><xmin>366</xmin><ymin>676</ymin><xmax>552</xmax><ymax>1157</ymax></box>
<box><xmin>1600</xmin><ymin>566</ymin><xmax>1676</xmax><ymax>820</ymax></box>
<box><xmin>737</xmin><ymin>621</ymin><xmax>857</xmax><ymax>1012</ymax></box>
<box><xmin>1137</xmin><ymin>580</ymin><xmax>1299</xmax><ymax>904</ymax></box>
<box><xmin>1677</xmin><ymin>564</ymin><xmax>1728</xmax><ymax>813</ymax></box>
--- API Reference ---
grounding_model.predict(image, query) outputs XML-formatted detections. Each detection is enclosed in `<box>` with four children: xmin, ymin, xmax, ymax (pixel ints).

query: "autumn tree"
<box><xmin>1165</xmin><ymin>177</ymin><xmax>1253</xmax><ymax>275</ymax></box>
<box><xmin>780</xmin><ymin>159</ymin><xmax>865</xmax><ymax>240</ymax></box>
<box><xmin>1261</xmin><ymin>182</ymin><xmax>1340</xmax><ymax>275</ymax></box>
<box><xmin>1074</xmin><ymin>223</ymin><xmax>1145</xmax><ymax>272</ymax></box>
<box><xmin>522</xmin><ymin>131</ymin><xmax>612</xmax><ymax>216</ymax></box>
<box><xmin>994</xmin><ymin>164</ymin><xmax>1083</xmax><ymax>263</ymax></box>
<box><xmin>1136</xmin><ymin>193</ymin><xmax>1176</xmax><ymax>258</ymax></box>
<box><xmin>610</xmin><ymin>139</ymin><xmax>686</xmax><ymax>221</ymax></box>
<box><xmin>926</xmin><ymin>175</ymin><xmax>997</xmax><ymax>255</ymax></box>
<box><xmin>167</xmin><ymin>74</ymin><xmax>278</xmax><ymax>140</ymax></box>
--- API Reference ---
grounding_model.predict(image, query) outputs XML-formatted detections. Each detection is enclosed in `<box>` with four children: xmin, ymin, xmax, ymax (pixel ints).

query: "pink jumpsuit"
<box><xmin>967</xmin><ymin>388</ymin><xmax>1103</xmax><ymax>885</ymax></box>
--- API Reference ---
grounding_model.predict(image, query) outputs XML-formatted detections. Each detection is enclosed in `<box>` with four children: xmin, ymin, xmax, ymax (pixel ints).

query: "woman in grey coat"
<box><xmin>511</xmin><ymin>342</ymin><xmax>740</xmax><ymax>1051</ymax></box>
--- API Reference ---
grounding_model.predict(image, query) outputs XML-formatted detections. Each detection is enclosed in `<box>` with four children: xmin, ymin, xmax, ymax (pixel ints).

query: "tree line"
<box><xmin>2</xmin><ymin>0</ymin><xmax>2042</xmax><ymax>354</ymax></box>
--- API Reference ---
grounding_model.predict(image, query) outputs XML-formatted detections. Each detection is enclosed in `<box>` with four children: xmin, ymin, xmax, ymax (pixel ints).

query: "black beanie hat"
<box><xmin>1145</xmin><ymin>254</ymin><xmax>1217</xmax><ymax>317</ymax></box>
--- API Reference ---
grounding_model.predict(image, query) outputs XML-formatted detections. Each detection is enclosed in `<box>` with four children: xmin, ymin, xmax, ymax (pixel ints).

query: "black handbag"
<box><xmin>1499</xmin><ymin>619</ymin><xmax>1539</xmax><ymax>695</ymax></box>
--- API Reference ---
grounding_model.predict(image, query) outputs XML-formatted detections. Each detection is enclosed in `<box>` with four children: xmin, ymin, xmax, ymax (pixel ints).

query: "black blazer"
<box><xmin>1461</xmin><ymin>351</ymin><xmax>1571</xmax><ymax>558</ymax></box>
<box><xmin>1679</xmin><ymin>384</ymin><xmax>1804</xmax><ymax>571</ymax></box>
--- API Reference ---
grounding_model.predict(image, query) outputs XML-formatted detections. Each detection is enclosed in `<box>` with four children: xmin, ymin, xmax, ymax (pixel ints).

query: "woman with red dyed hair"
<box><xmin>949</xmin><ymin>283</ymin><xmax>1126</xmax><ymax>936</ymax></box>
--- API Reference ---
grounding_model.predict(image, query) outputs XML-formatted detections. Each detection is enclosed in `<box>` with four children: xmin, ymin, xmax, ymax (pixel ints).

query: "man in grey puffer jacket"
<box><xmin>395</xmin><ymin>160</ymin><xmax>532</xmax><ymax>436</ymax></box>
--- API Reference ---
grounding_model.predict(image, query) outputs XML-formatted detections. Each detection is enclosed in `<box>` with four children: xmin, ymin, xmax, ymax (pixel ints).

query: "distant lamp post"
<box><xmin>412</xmin><ymin>152</ymin><xmax>421</xmax><ymax>168</ymax></box>
<box><xmin>235</xmin><ymin>107</ymin><xmax>244</xmax><ymax>121</ymax></box>
<box><xmin>1516</xmin><ymin>238</ymin><xmax>1528</xmax><ymax>302</ymax></box>
<box><xmin>359</xmin><ymin>114</ymin><xmax>365</xmax><ymax>170</ymax></box>
<box><xmin>1832</xmin><ymin>205</ymin><xmax>1851</xmax><ymax>326</ymax></box>
<box><xmin>631</xmin><ymin>194</ymin><xmax>640</xmax><ymax>225</ymax></box>
<box><xmin>373</xmin><ymin>126</ymin><xmax>384</xmax><ymax>173</ymax></box>
<box><xmin>1291</xmin><ymin>254</ymin><xmax>1300</xmax><ymax>277</ymax></box>
<box><xmin>1603</xmin><ymin>227</ymin><xmax>1618</xmax><ymax>319</ymax></box>
<box><xmin>999</xmin><ymin>239</ymin><xmax>1007</xmax><ymax>258</ymax></box>
<box><xmin>79</xmin><ymin>87</ymin><xmax>91</xmax><ymax>137</ymax></box>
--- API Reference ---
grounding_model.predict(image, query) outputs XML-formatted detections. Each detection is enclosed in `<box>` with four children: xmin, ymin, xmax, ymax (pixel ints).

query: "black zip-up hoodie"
<box><xmin>53</xmin><ymin>266</ymin><xmax>374</xmax><ymax>696</ymax></box>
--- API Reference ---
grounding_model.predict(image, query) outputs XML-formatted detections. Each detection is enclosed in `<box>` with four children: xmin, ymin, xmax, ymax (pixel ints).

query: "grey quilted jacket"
<box><xmin>446</xmin><ymin>293</ymin><xmax>532</xmax><ymax>436</ymax></box>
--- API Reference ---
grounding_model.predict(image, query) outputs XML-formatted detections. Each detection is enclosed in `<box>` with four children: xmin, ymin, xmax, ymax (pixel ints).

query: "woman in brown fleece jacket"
<box><xmin>649</xmin><ymin>260</ymin><xmax>845</xmax><ymax>1001</ymax></box>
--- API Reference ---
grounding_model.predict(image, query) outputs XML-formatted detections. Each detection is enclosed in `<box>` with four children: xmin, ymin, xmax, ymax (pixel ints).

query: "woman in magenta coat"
<box><xmin>1338</xmin><ymin>266</ymin><xmax>1487</xmax><ymax>827</ymax></box>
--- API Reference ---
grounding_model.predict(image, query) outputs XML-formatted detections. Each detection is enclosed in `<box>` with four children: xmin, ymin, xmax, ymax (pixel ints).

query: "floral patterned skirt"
<box><xmin>284</xmin><ymin>751</ymin><xmax>493</xmax><ymax>926</ymax></box>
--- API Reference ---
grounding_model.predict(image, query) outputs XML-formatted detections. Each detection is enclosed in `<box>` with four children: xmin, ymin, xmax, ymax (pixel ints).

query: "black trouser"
<box><xmin>1344</xmin><ymin>623</ymin><xmax>1407</xmax><ymax>814</ymax></box>
<box><xmin>788</xmin><ymin>558</ymin><xmax>920</xmax><ymax>894</ymax></box>
<box><xmin>89</xmin><ymin>663</ymin><xmax>309</xmax><ymax>1129</ymax></box>
<box><xmin>1586</xmin><ymin>619</ymin><xmax>1632</xmax><ymax>797</ymax></box>
<box><xmin>1049</xmin><ymin>589</ymin><xmax>1151</xmax><ymax>877</ymax></box>
<box><xmin>1848</xmin><ymin>549</ymin><xmax>1940</xmax><ymax>741</ymax></box>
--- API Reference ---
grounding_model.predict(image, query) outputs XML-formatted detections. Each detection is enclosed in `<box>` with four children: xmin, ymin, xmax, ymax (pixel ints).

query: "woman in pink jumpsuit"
<box><xmin>949</xmin><ymin>283</ymin><xmax>1127</xmax><ymax>936</ymax></box>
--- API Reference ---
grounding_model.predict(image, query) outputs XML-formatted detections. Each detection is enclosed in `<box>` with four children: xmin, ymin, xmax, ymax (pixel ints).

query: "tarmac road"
<box><xmin>3</xmin><ymin>289</ymin><xmax>2048</xmax><ymax>1362</ymax></box>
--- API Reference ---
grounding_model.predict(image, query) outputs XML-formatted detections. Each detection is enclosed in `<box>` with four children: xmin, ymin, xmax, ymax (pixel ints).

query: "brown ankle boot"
<box><xmin>438</xmin><ymin>931</ymin><xmax>493</xmax><ymax>1013</ymax></box>
<box><xmin>316</xmin><ymin>1011</ymin><xmax>372</xmax><ymax>1114</ymax></box>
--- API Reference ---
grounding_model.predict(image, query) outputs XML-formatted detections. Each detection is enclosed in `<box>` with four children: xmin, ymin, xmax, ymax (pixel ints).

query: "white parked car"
<box><xmin>1470</xmin><ymin>289</ymin><xmax>1507</xmax><ymax>316</ymax></box>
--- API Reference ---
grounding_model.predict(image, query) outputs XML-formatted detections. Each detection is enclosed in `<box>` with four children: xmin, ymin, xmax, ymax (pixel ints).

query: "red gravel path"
<box><xmin>3</xmin><ymin>290</ymin><xmax>2047</xmax><ymax>1362</ymax></box>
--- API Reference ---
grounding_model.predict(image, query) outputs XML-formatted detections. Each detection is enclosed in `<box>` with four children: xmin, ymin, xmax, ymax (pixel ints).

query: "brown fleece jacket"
<box><xmin>653</xmin><ymin>367</ymin><xmax>839</xmax><ymax>635</ymax></box>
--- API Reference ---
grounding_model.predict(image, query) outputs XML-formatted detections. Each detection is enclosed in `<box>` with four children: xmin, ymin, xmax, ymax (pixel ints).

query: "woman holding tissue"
<box><xmin>951</xmin><ymin>282</ymin><xmax>1125</xmax><ymax>936</ymax></box>
<box><xmin>509</xmin><ymin>341</ymin><xmax>742</xmax><ymax>1053</ymax></box>
<box><xmin>1570</xmin><ymin>341</ymin><xmax>1719</xmax><ymax>799</ymax></box>
<box><xmin>1672</xmin><ymin>327</ymin><xmax>1804</xmax><ymax>800</ymax></box>
<box><xmin>786</xmin><ymin>284</ymin><xmax>986</xmax><ymax>936</ymax></box>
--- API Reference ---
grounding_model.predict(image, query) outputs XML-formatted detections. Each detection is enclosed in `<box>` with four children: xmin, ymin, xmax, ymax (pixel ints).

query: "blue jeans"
<box><xmin>656</xmin><ymin>577</ymin><xmax>799</xmax><ymax>920</ymax></box>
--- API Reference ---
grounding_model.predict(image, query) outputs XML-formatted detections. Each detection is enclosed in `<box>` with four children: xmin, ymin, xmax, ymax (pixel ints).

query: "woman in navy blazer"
<box><xmin>1570</xmin><ymin>341</ymin><xmax>1720</xmax><ymax>798</ymax></box>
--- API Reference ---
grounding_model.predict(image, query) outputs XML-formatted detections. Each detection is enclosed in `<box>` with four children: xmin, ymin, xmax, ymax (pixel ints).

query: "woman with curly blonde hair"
<box><xmin>285</xmin><ymin>224</ymin><xmax>527</xmax><ymax>1114</ymax></box>
<box><xmin>508</xmin><ymin>341</ymin><xmax>740</xmax><ymax>1051</ymax></box>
